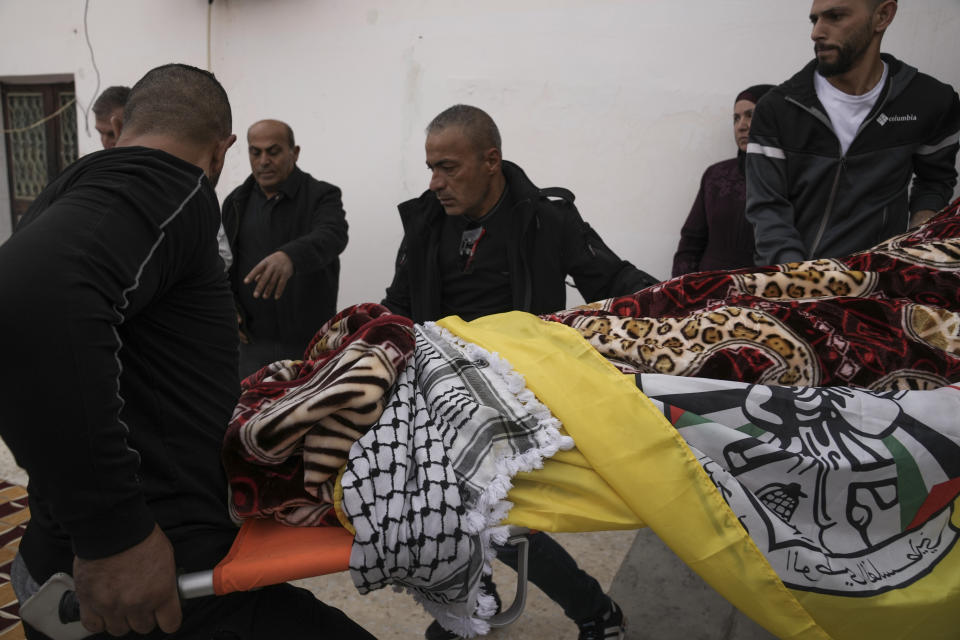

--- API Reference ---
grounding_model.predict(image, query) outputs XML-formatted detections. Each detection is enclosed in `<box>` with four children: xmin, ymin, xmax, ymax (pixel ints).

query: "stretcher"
<box><xmin>22</xmin><ymin>200</ymin><xmax>960</xmax><ymax>640</ymax></box>
<box><xmin>20</xmin><ymin>518</ymin><xmax>531</xmax><ymax>640</ymax></box>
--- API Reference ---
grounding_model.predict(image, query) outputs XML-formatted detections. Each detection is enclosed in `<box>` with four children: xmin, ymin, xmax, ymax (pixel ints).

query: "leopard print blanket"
<box><xmin>546</xmin><ymin>197</ymin><xmax>960</xmax><ymax>391</ymax></box>
<box><xmin>222</xmin><ymin>303</ymin><xmax>415</xmax><ymax>525</ymax></box>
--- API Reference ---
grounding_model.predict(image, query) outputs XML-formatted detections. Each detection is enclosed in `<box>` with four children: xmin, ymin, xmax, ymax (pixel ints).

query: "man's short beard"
<box><xmin>815</xmin><ymin>21</ymin><xmax>874</xmax><ymax>77</ymax></box>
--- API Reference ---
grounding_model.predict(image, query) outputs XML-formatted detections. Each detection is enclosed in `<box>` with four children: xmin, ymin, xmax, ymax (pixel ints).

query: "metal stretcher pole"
<box><xmin>52</xmin><ymin>533</ymin><xmax>531</xmax><ymax>634</ymax></box>
<box><xmin>20</xmin><ymin>570</ymin><xmax>219</xmax><ymax>640</ymax></box>
<box><xmin>58</xmin><ymin>570</ymin><xmax>215</xmax><ymax>626</ymax></box>
<box><xmin>488</xmin><ymin>532</ymin><xmax>530</xmax><ymax>628</ymax></box>
<box><xmin>176</xmin><ymin>570</ymin><xmax>216</xmax><ymax>599</ymax></box>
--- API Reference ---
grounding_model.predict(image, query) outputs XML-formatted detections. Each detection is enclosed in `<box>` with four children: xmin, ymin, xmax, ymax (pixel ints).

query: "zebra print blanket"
<box><xmin>222</xmin><ymin>303</ymin><xmax>415</xmax><ymax>526</ymax></box>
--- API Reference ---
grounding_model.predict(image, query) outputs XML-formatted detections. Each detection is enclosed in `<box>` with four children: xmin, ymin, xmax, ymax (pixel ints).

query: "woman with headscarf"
<box><xmin>672</xmin><ymin>84</ymin><xmax>774</xmax><ymax>277</ymax></box>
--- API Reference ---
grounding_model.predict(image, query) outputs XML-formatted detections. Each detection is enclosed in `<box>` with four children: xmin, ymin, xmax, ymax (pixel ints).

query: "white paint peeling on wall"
<box><xmin>0</xmin><ymin>0</ymin><xmax>958</xmax><ymax>310</ymax></box>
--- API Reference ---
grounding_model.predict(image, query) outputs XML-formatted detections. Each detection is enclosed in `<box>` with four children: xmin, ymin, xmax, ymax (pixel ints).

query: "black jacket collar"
<box><xmin>268</xmin><ymin>165</ymin><xmax>305</xmax><ymax>200</ymax></box>
<box><xmin>235</xmin><ymin>165</ymin><xmax>306</xmax><ymax>205</ymax></box>
<box><xmin>398</xmin><ymin>159</ymin><xmax>542</xmax><ymax>226</ymax></box>
<box><xmin>774</xmin><ymin>53</ymin><xmax>915</xmax><ymax>109</ymax></box>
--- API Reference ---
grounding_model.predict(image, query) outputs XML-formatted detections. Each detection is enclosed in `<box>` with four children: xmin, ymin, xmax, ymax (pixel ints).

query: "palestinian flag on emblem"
<box><xmin>639</xmin><ymin>374</ymin><xmax>960</xmax><ymax>640</ymax></box>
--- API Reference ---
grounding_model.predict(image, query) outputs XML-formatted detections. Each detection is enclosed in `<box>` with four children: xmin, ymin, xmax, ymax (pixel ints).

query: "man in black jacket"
<box><xmin>384</xmin><ymin>104</ymin><xmax>650</xmax><ymax>640</ymax></box>
<box><xmin>222</xmin><ymin>120</ymin><xmax>348</xmax><ymax>378</ymax></box>
<box><xmin>383</xmin><ymin>106</ymin><xmax>656</xmax><ymax>323</ymax></box>
<box><xmin>0</xmin><ymin>64</ymin><xmax>372</xmax><ymax>640</ymax></box>
<box><xmin>746</xmin><ymin>0</ymin><xmax>960</xmax><ymax>265</ymax></box>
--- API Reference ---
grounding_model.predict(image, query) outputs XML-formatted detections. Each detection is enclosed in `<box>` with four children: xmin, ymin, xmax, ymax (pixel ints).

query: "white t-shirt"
<box><xmin>814</xmin><ymin>62</ymin><xmax>888</xmax><ymax>156</ymax></box>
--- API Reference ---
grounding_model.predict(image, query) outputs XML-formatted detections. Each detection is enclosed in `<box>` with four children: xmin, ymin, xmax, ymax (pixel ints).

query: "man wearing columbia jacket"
<box><xmin>745</xmin><ymin>0</ymin><xmax>960</xmax><ymax>266</ymax></box>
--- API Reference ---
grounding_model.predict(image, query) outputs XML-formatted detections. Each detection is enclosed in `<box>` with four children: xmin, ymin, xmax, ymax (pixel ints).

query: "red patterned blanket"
<box><xmin>546</xmin><ymin>198</ymin><xmax>960</xmax><ymax>391</ymax></box>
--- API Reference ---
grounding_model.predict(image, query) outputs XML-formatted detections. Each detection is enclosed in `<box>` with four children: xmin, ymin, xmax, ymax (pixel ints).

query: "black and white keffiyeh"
<box><xmin>340</xmin><ymin>323</ymin><xmax>573</xmax><ymax>637</ymax></box>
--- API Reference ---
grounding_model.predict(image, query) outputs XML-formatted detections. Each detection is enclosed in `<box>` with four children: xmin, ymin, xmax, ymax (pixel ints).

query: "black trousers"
<box><xmin>239</xmin><ymin>340</ymin><xmax>304</xmax><ymax>380</ymax></box>
<box><xmin>24</xmin><ymin>582</ymin><xmax>376</xmax><ymax>640</ymax></box>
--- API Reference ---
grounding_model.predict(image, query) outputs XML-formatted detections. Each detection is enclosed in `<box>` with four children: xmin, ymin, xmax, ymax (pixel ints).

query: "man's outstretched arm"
<box><xmin>557</xmin><ymin>200</ymin><xmax>658</xmax><ymax>301</ymax></box>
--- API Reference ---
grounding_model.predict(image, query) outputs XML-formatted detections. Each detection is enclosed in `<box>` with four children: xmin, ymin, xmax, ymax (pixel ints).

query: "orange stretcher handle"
<box><xmin>212</xmin><ymin>519</ymin><xmax>354</xmax><ymax>595</ymax></box>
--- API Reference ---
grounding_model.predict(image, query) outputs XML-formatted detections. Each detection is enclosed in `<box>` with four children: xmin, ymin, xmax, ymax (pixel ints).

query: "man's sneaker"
<box><xmin>577</xmin><ymin>599</ymin><xmax>627</xmax><ymax>640</ymax></box>
<box><xmin>424</xmin><ymin>574</ymin><xmax>502</xmax><ymax>640</ymax></box>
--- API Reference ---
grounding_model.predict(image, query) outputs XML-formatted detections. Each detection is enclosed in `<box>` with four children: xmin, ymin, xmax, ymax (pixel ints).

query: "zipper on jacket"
<box><xmin>808</xmin><ymin>91</ymin><xmax>894</xmax><ymax>257</ymax></box>
<box><xmin>521</xmin><ymin>202</ymin><xmax>536</xmax><ymax>311</ymax></box>
<box><xmin>811</xmin><ymin>155</ymin><xmax>845</xmax><ymax>257</ymax></box>
<box><xmin>787</xmin><ymin>72</ymin><xmax>896</xmax><ymax>257</ymax></box>
<box><xmin>230</xmin><ymin>198</ymin><xmax>242</xmax><ymax>245</ymax></box>
<box><xmin>786</xmin><ymin>96</ymin><xmax>843</xmax><ymax>258</ymax></box>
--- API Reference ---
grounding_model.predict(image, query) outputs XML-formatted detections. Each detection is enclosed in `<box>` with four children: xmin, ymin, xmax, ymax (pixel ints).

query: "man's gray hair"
<box><xmin>426</xmin><ymin>104</ymin><xmax>501</xmax><ymax>154</ymax></box>
<box><xmin>123</xmin><ymin>63</ymin><xmax>232</xmax><ymax>145</ymax></box>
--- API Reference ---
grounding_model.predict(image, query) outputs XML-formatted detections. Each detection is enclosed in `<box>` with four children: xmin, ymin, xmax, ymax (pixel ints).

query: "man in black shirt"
<box><xmin>435</xmin><ymin>183</ymin><xmax>514</xmax><ymax>319</ymax></box>
<box><xmin>384</xmin><ymin>104</ymin><xmax>648</xmax><ymax>640</ymax></box>
<box><xmin>384</xmin><ymin>106</ymin><xmax>656</xmax><ymax>325</ymax></box>
<box><xmin>0</xmin><ymin>64</ymin><xmax>372</xmax><ymax>640</ymax></box>
<box><xmin>222</xmin><ymin>120</ymin><xmax>349</xmax><ymax>378</ymax></box>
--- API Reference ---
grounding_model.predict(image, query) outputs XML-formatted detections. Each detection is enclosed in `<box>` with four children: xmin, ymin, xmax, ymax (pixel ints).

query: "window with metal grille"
<box><xmin>2</xmin><ymin>82</ymin><xmax>78</xmax><ymax>228</ymax></box>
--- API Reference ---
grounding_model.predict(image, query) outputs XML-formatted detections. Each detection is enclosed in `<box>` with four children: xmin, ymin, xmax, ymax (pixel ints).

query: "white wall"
<box><xmin>0</xmin><ymin>0</ymin><xmax>209</xmax><ymax>232</ymax></box>
<box><xmin>2</xmin><ymin>0</ymin><xmax>959</xmax><ymax>308</ymax></box>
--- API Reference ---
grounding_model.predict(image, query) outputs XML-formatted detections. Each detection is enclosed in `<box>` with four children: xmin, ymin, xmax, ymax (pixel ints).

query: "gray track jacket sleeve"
<box><xmin>744</xmin><ymin>100</ymin><xmax>807</xmax><ymax>266</ymax></box>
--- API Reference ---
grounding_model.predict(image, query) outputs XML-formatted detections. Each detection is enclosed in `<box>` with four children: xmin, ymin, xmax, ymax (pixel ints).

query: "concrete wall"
<box><xmin>2</xmin><ymin>0</ymin><xmax>959</xmax><ymax>308</ymax></box>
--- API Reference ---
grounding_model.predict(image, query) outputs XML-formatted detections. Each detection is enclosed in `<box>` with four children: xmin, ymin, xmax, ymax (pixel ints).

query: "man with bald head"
<box><xmin>223</xmin><ymin>120</ymin><xmax>348</xmax><ymax>378</ymax></box>
<box><xmin>384</xmin><ymin>104</ymin><xmax>650</xmax><ymax>640</ymax></box>
<box><xmin>746</xmin><ymin>0</ymin><xmax>960</xmax><ymax>265</ymax></box>
<box><xmin>384</xmin><ymin>104</ymin><xmax>656</xmax><ymax>324</ymax></box>
<box><xmin>0</xmin><ymin>64</ymin><xmax>372</xmax><ymax>639</ymax></box>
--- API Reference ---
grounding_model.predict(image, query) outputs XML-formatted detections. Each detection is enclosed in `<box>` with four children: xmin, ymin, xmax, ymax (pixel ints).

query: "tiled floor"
<box><xmin>0</xmin><ymin>446</ymin><xmax>25</xmax><ymax>488</ymax></box>
<box><xmin>0</xmin><ymin>482</ymin><xmax>29</xmax><ymax>640</ymax></box>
